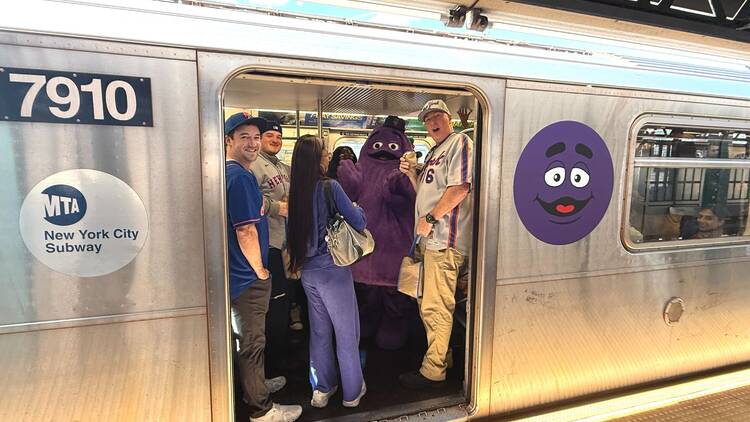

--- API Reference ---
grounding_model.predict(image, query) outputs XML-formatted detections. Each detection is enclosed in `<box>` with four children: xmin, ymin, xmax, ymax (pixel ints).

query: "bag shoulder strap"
<box><xmin>322</xmin><ymin>179</ymin><xmax>339</xmax><ymax>219</ymax></box>
<box><xmin>408</xmin><ymin>235</ymin><xmax>421</xmax><ymax>257</ymax></box>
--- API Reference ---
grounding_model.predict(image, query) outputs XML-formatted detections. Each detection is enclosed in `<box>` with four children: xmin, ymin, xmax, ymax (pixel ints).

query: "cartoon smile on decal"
<box><xmin>513</xmin><ymin>121</ymin><xmax>614</xmax><ymax>245</ymax></box>
<box><xmin>535</xmin><ymin>195</ymin><xmax>593</xmax><ymax>220</ymax></box>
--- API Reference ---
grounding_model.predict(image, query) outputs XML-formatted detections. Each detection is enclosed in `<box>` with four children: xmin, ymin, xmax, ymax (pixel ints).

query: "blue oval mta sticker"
<box><xmin>41</xmin><ymin>184</ymin><xmax>87</xmax><ymax>226</ymax></box>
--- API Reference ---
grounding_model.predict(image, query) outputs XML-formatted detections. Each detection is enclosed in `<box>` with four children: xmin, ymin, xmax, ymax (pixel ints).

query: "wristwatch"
<box><xmin>425</xmin><ymin>213</ymin><xmax>438</xmax><ymax>225</ymax></box>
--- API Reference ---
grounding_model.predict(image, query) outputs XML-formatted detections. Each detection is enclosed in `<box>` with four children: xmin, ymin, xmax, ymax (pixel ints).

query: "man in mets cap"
<box><xmin>399</xmin><ymin>99</ymin><xmax>473</xmax><ymax>390</ymax></box>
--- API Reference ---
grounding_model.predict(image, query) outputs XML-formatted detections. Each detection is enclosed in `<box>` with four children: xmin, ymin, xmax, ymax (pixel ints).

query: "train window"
<box><xmin>626</xmin><ymin>118</ymin><xmax>750</xmax><ymax>249</ymax></box>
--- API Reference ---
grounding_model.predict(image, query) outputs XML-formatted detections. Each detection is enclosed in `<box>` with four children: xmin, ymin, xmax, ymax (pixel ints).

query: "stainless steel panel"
<box><xmin>0</xmin><ymin>315</ymin><xmax>211</xmax><ymax>422</ymax></box>
<box><xmin>0</xmin><ymin>31</ymin><xmax>196</xmax><ymax>60</ymax></box>
<box><xmin>1</xmin><ymin>1</ymin><xmax>749</xmax><ymax>101</ymax></box>
<box><xmin>491</xmin><ymin>82</ymin><xmax>750</xmax><ymax>414</ymax></box>
<box><xmin>0</xmin><ymin>43</ymin><xmax>206</xmax><ymax>326</ymax></box>
<box><xmin>0</xmin><ymin>306</ymin><xmax>206</xmax><ymax>335</ymax></box>
<box><xmin>197</xmin><ymin>51</ymin><xmax>504</xmax><ymax>420</ymax></box>
<box><xmin>497</xmin><ymin>85</ymin><xmax>750</xmax><ymax>284</ymax></box>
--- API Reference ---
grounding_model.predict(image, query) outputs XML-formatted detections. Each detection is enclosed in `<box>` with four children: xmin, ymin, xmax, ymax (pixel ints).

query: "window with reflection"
<box><xmin>628</xmin><ymin>121</ymin><xmax>750</xmax><ymax>246</ymax></box>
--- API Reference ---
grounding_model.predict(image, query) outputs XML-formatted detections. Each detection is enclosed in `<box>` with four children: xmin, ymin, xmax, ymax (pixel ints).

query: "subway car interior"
<box><xmin>223</xmin><ymin>72</ymin><xmax>480</xmax><ymax>421</ymax></box>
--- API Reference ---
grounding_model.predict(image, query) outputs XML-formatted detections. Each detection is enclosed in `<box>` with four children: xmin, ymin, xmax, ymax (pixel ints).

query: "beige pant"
<box><xmin>415</xmin><ymin>246</ymin><xmax>465</xmax><ymax>381</ymax></box>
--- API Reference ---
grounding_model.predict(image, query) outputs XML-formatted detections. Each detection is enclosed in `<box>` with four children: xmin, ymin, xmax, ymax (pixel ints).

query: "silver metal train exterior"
<box><xmin>2</xmin><ymin>1</ymin><xmax>750</xmax><ymax>421</ymax></box>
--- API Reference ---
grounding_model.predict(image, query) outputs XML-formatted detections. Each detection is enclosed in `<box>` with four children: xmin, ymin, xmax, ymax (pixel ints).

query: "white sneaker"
<box><xmin>310</xmin><ymin>385</ymin><xmax>338</xmax><ymax>408</ymax></box>
<box><xmin>342</xmin><ymin>381</ymin><xmax>366</xmax><ymax>408</ymax></box>
<box><xmin>249</xmin><ymin>403</ymin><xmax>302</xmax><ymax>422</ymax></box>
<box><xmin>265</xmin><ymin>376</ymin><xmax>286</xmax><ymax>393</ymax></box>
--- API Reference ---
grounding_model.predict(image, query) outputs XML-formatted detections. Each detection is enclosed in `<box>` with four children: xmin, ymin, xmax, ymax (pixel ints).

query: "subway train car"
<box><xmin>1</xmin><ymin>1</ymin><xmax>750</xmax><ymax>421</ymax></box>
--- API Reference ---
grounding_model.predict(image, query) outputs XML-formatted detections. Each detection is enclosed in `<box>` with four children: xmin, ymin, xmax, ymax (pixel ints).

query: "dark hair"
<box><xmin>700</xmin><ymin>205</ymin><xmax>728</xmax><ymax>220</ymax></box>
<box><xmin>327</xmin><ymin>146</ymin><xmax>357</xmax><ymax>179</ymax></box>
<box><xmin>287</xmin><ymin>135</ymin><xmax>326</xmax><ymax>272</ymax></box>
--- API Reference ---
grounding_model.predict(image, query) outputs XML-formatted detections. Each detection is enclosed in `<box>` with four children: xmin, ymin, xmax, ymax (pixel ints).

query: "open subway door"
<box><xmin>199</xmin><ymin>51</ymin><xmax>503</xmax><ymax>421</ymax></box>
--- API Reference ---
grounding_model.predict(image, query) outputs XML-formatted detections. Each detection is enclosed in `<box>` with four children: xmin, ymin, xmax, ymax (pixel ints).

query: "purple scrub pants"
<box><xmin>301</xmin><ymin>260</ymin><xmax>364</xmax><ymax>402</ymax></box>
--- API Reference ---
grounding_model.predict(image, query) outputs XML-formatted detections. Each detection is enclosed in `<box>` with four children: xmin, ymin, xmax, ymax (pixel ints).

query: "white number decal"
<box><xmin>8</xmin><ymin>73</ymin><xmax>139</xmax><ymax>122</ymax></box>
<box><xmin>105</xmin><ymin>80</ymin><xmax>137</xmax><ymax>121</ymax></box>
<box><xmin>9</xmin><ymin>73</ymin><xmax>47</xmax><ymax>117</ymax></box>
<box><xmin>46</xmin><ymin>76</ymin><xmax>81</xmax><ymax>119</ymax></box>
<box><xmin>80</xmin><ymin>78</ymin><xmax>104</xmax><ymax>120</ymax></box>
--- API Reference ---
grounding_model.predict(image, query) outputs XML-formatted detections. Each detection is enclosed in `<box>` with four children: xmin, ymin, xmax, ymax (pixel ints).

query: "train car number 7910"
<box><xmin>0</xmin><ymin>67</ymin><xmax>153</xmax><ymax>127</ymax></box>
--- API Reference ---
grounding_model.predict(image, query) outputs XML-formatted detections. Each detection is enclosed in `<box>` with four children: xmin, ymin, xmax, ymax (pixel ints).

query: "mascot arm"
<box><xmin>337</xmin><ymin>159</ymin><xmax>362</xmax><ymax>201</ymax></box>
<box><xmin>385</xmin><ymin>169</ymin><xmax>416</xmax><ymax>202</ymax></box>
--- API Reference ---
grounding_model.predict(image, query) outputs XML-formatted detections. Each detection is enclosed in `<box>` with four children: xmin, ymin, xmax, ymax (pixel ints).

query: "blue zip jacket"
<box><xmin>304</xmin><ymin>179</ymin><xmax>367</xmax><ymax>269</ymax></box>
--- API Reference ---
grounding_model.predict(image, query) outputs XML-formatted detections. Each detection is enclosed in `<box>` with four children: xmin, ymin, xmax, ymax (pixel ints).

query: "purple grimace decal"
<box><xmin>513</xmin><ymin>120</ymin><xmax>614</xmax><ymax>245</ymax></box>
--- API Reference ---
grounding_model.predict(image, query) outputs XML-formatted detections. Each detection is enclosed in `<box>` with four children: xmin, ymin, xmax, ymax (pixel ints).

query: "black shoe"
<box><xmin>398</xmin><ymin>370</ymin><xmax>446</xmax><ymax>390</ymax></box>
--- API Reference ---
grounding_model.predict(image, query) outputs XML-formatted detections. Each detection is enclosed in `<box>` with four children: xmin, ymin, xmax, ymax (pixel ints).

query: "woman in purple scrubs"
<box><xmin>287</xmin><ymin>135</ymin><xmax>367</xmax><ymax>409</ymax></box>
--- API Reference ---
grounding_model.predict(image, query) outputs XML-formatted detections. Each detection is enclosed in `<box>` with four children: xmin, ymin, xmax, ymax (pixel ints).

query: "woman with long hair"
<box><xmin>326</xmin><ymin>145</ymin><xmax>357</xmax><ymax>179</ymax></box>
<box><xmin>287</xmin><ymin>135</ymin><xmax>367</xmax><ymax>409</ymax></box>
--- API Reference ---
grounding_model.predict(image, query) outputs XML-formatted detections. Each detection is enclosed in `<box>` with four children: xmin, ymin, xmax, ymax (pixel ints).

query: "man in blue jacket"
<box><xmin>224</xmin><ymin>112</ymin><xmax>302</xmax><ymax>422</ymax></box>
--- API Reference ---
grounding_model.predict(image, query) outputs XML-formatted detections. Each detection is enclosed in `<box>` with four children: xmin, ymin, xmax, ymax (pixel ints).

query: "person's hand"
<box><xmin>399</xmin><ymin>156</ymin><xmax>415</xmax><ymax>176</ymax></box>
<box><xmin>416</xmin><ymin>217</ymin><xmax>433</xmax><ymax>237</ymax></box>
<box><xmin>258</xmin><ymin>268</ymin><xmax>271</xmax><ymax>280</ymax></box>
<box><xmin>340</xmin><ymin>150</ymin><xmax>354</xmax><ymax>161</ymax></box>
<box><xmin>278</xmin><ymin>200</ymin><xmax>288</xmax><ymax>218</ymax></box>
<box><xmin>458</xmin><ymin>106</ymin><xmax>472</xmax><ymax>130</ymax></box>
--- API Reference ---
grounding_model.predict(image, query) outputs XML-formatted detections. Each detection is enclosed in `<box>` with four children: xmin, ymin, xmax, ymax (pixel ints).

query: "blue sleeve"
<box><xmin>331</xmin><ymin>180</ymin><xmax>367</xmax><ymax>231</ymax></box>
<box><xmin>228</xmin><ymin>173</ymin><xmax>262</xmax><ymax>229</ymax></box>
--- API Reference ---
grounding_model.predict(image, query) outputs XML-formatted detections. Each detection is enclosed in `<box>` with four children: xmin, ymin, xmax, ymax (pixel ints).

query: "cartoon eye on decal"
<box><xmin>372</xmin><ymin>142</ymin><xmax>383</xmax><ymax>149</ymax></box>
<box><xmin>571</xmin><ymin>167</ymin><xmax>590</xmax><ymax>188</ymax></box>
<box><xmin>544</xmin><ymin>166</ymin><xmax>565</xmax><ymax>187</ymax></box>
<box><xmin>388</xmin><ymin>143</ymin><xmax>400</xmax><ymax>151</ymax></box>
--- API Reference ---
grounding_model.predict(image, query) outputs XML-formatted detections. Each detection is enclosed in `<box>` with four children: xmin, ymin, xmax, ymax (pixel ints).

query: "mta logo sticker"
<box><xmin>513</xmin><ymin>121</ymin><xmax>613</xmax><ymax>245</ymax></box>
<box><xmin>42</xmin><ymin>184</ymin><xmax>87</xmax><ymax>226</ymax></box>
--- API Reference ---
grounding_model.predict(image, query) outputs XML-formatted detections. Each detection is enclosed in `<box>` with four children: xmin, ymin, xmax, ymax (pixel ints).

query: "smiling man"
<box><xmin>398</xmin><ymin>99</ymin><xmax>473</xmax><ymax>389</ymax></box>
<box><xmin>224</xmin><ymin>112</ymin><xmax>302</xmax><ymax>422</ymax></box>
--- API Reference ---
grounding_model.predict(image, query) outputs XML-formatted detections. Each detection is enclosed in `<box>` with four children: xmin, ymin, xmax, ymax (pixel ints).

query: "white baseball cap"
<box><xmin>418</xmin><ymin>99</ymin><xmax>451</xmax><ymax>122</ymax></box>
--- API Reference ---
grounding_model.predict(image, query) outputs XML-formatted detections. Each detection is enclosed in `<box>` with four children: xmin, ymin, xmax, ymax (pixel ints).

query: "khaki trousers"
<box><xmin>415</xmin><ymin>246</ymin><xmax>465</xmax><ymax>381</ymax></box>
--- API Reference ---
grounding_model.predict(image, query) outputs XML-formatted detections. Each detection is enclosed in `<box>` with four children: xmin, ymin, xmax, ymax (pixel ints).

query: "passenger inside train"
<box><xmin>627</xmin><ymin>123</ymin><xmax>750</xmax><ymax>246</ymax></box>
<box><xmin>223</xmin><ymin>74</ymin><xmax>478</xmax><ymax>422</ymax></box>
<box><xmin>688</xmin><ymin>206</ymin><xmax>727</xmax><ymax>239</ymax></box>
<box><xmin>326</xmin><ymin>146</ymin><xmax>357</xmax><ymax>179</ymax></box>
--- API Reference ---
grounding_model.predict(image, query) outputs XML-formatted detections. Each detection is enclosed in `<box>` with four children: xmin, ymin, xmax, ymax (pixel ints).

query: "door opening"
<box><xmin>222</xmin><ymin>71</ymin><xmax>481</xmax><ymax>422</ymax></box>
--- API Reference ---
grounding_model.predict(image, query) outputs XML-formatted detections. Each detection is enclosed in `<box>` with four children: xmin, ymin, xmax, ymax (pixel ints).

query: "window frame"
<box><xmin>623</xmin><ymin>113</ymin><xmax>750</xmax><ymax>252</ymax></box>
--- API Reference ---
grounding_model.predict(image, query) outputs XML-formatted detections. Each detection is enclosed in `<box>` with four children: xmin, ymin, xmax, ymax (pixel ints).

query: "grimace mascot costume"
<box><xmin>338</xmin><ymin>116</ymin><xmax>417</xmax><ymax>350</ymax></box>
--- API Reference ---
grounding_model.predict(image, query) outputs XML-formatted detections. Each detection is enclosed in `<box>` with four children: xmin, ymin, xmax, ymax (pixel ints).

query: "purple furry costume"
<box><xmin>338</xmin><ymin>116</ymin><xmax>417</xmax><ymax>350</ymax></box>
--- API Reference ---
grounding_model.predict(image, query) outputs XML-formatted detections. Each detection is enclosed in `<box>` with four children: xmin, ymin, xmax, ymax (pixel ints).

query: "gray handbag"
<box><xmin>323</xmin><ymin>180</ymin><xmax>375</xmax><ymax>267</ymax></box>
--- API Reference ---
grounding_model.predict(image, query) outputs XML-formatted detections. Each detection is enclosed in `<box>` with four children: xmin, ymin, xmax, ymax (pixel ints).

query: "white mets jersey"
<box><xmin>415</xmin><ymin>132</ymin><xmax>473</xmax><ymax>255</ymax></box>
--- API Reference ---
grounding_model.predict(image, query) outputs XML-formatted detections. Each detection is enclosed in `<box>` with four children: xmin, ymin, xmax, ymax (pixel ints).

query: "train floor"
<box><xmin>234</xmin><ymin>293</ymin><xmax>466</xmax><ymax>422</ymax></box>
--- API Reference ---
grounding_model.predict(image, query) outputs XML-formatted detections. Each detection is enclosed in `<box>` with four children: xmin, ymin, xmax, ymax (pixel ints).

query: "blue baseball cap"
<box><xmin>263</xmin><ymin>120</ymin><xmax>283</xmax><ymax>135</ymax></box>
<box><xmin>224</xmin><ymin>112</ymin><xmax>266</xmax><ymax>136</ymax></box>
